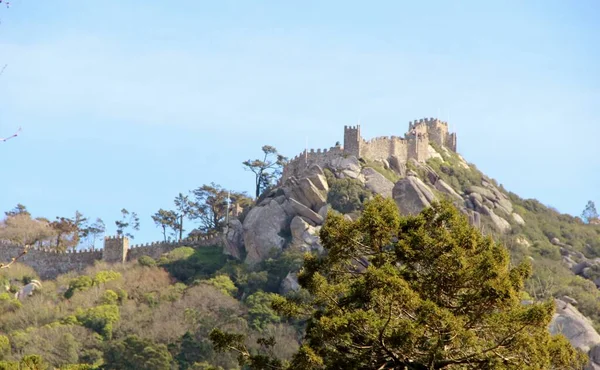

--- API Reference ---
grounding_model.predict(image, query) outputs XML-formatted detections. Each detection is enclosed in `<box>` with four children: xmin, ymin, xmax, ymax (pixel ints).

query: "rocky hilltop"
<box><xmin>226</xmin><ymin>123</ymin><xmax>600</xmax><ymax>368</ymax></box>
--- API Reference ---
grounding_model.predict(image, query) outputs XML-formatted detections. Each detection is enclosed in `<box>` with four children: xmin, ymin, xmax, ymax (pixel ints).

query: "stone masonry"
<box><xmin>0</xmin><ymin>234</ymin><xmax>224</xmax><ymax>280</ymax></box>
<box><xmin>282</xmin><ymin>117</ymin><xmax>457</xmax><ymax>180</ymax></box>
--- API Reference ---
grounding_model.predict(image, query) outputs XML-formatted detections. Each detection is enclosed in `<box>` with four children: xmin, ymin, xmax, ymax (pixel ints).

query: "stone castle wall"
<box><xmin>282</xmin><ymin>117</ymin><xmax>457</xmax><ymax>181</ymax></box>
<box><xmin>282</xmin><ymin>145</ymin><xmax>345</xmax><ymax>180</ymax></box>
<box><xmin>360</xmin><ymin>136</ymin><xmax>409</xmax><ymax>162</ymax></box>
<box><xmin>0</xmin><ymin>234</ymin><xmax>225</xmax><ymax>280</ymax></box>
<box><xmin>0</xmin><ymin>241</ymin><xmax>103</xmax><ymax>280</ymax></box>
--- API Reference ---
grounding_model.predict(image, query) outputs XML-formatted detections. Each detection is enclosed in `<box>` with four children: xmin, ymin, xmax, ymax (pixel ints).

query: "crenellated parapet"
<box><xmin>282</xmin><ymin>145</ymin><xmax>344</xmax><ymax>181</ymax></box>
<box><xmin>281</xmin><ymin>117</ymin><xmax>457</xmax><ymax>181</ymax></box>
<box><xmin>0</xmin><ymin>232</ymin><xmax>226</xmax><ymax>280</ymax></box>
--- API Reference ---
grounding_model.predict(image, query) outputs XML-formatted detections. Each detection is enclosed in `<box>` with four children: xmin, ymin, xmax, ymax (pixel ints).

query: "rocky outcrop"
<box><xmin>435</xmin><ymin>179</ymin><xmax>462</xmax><ymax>201</ymax></box>
<box><xmin>464</xmin><ymin>182</ymin><xmax>516</xmax><ymax>233</ymax></box>
<box><xmin>489</xmin><ymin>210</ymin><xmax>512</xmax><ymax>234</ymax></box>
<box><xmin>284</xmin><ymin>177</ymin><xmax>327</xmax><ymax>212</ymax></box>
<box><xmin>290</xmin><ymin>216</ymin><xmax>323</xmax><ymax>253</ymax></box>
<box><xmin>224</xmin><ymin>219</ymin><xmax>245</xmax><ymax>260</ymax></box>
<box><xmin>243</xmin><ymin>166</ymin><xmax>332</xmax><ymax>265</ymax></box>
<box><xmin>393</xmin><ymin>175</ymin><xmax>437</xmax><ymax>215</ymax></box>
<box><xmin>289</xmin><ymin>198</ymin><xmax>324</xmax><ymax>225</ymax></box>
<box><xmin>362</xmin><ymin>167</ymin><xmax>394</xmax><ymax>198</ymax></box>
<box><xmin>511</xmin><ymin>212</ymin><xmax>525</xmax><ymax>225</ymax></box>
<box><xmin>280</xmin><ymin>272</ymin><xmax>300</xmax><ymax>294</ymax></box>
<box><xmin>550</xmin><ymin>298</ymin><xmax>600</xmax><ymax>369</ymax></box>
<box><xmin>329</xmin><ymin>156</ymin><xmax>363</xmax><ymax>181</ymax></box>
<box><xmin>388</xmin><ymin>156</ymin><xmax>406</xmax><ymax>177</ymax></box>
<box><xmin>243</xmin><ymin>199</ymin><xmax>291</xmax><ymax>265</ymax></box>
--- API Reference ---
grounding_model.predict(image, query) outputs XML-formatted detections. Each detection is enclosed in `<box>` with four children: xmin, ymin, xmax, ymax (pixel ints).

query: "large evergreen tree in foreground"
<box><xmin>212</xmin><ymin>197</ymin><xmax>587</xmax><ymax>369</ymax></box>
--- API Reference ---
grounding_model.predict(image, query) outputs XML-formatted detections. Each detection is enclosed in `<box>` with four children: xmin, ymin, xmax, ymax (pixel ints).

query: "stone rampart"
<box><xmin>282</xmin><ymin>145</ymin><xmax>344</xmax><ymax>180</ymax></box>
<box><xmin>282</xmin><ymin>118</ymin><xmax>457</xmax><ymax>181</ymax></box>
<box><xmin>0</xmin><ymin>241</ymin><xmax>103</xmax><ymax>279</ymax></box>
<box><xmin>360</xmin><ymin>136</ymin><xmax>409</xmax><ymax>162</ymax></box>
<box><xmin>127</xmin><ymin>234</ymin><xmax>224</xmax><ymax>261</ymax></box>
<box><xmin>0</xmin><ymin>234</ymin><xmax>225</xmax><ymax>280</ymax></box>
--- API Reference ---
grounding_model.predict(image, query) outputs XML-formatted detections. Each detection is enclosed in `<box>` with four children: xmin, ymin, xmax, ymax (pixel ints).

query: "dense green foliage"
<box><xmin>0</xmin><ymin>247</ymin><xmax>302</xmax><ymax>369</ymax></box>
<box><xmin>324</xmin><ymin>169</ymin><xmax>372</xmax><ymax>214</ymax></box>
<box><xmin>212</xmin><ymin>197</ymin><xmax>587</xmax><ymax>369</ymax></box>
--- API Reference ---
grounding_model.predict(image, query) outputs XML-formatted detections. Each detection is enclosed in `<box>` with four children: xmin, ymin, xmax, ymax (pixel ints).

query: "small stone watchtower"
<box><xmin>343</xmin><ymin>125</ymin><xmax>361</xmax><ymax>157</ymax></box>
<box><xmin>103</xmin><ymin>236</ymin><xmax>129</xmax><ymax>263</ymax></box>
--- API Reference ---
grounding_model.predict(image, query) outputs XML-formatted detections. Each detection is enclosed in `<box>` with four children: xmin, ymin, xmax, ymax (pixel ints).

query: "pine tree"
<box><xmin>212</xmin><ymin>196</ymin><xmax>587</xmax><ymax>369</ymax></box>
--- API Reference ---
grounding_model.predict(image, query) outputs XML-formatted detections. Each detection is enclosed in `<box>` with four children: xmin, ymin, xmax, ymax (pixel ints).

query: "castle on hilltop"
<box><xmin>282</xmin><ymin>117</ymin><xmax>457</xmax><ymax>180</ymax></box>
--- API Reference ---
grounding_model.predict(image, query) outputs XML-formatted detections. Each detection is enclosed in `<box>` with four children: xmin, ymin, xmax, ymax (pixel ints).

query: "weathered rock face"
<box><xmin>393</xmin><ymin>175</ymin><xmax>436</xmax><ymax>215</ymax></box>
<box><xmin>329</xmin><ymin>156</ymin><xmax>363</xmax><ymax>180</ymax></box>
<box><xmin>550</xmin><ymin>298</ymin><xmax>600</xmax><ymax>369</ymax></box>
<box><xmin>290</xmin><ymin>216</ymin><xmax>323</xmax><ymax>253</ymax></box>
<box><xmin>550</xmin><ymin>298</ymin><xmax>600</xmax><ymax>352</ymax></box>
<box><xmin>361</xmin><ymin>167</ymin><xmax>394</xmax><ymax>198</ymax></box>
<box><xmin>284</xmin><ymin>177</ymin><xmax>327</xmax><ymax>212</ymax></box>
<box><xmin>388</xmin><ymin>156</ymin><xmax>406</xmax><ymax>177</ymax></box>
<box><xmin>224</xmin><ymin>219</ymin><xmax>245</xmax><ymax>260</ymax></box>
<box><xmin>512</xmin><ymin>213</ymin><xmax>525</xmax><ymax>225</ymax></box>
<box><xmin>289</xmin><ymin>198</ymin><xmax>324</xmax><ymax>225</ymax></box>
<box><xmin>489</xmin><ymin>210</ymin><xmax>512</xmax><ymax>234</ymax></box>
<box><xmin>243</xmin><ymin>200</ymin><xmax>291</xmax><ymax>265</ymax></box>
<box><xmin>280</xmin><ymin>271</ymin><xmax>300</xmax><ymax>294</ymax></box>
<box><xmin>435</xmin><ymin>179</ymin><xmax>462</xmax><ymax>201</ymax></box>
<box><xmin>463</xmin><ymin>182</ymin><xmax>514</xmax><ymax>233</ymax></box>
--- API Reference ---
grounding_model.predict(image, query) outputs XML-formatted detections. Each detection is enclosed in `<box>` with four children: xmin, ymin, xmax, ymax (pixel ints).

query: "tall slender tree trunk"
<box><xmin>179</xmin><ymin>214</ymin><xmax>184</xmax><ymax>241</ymax></box>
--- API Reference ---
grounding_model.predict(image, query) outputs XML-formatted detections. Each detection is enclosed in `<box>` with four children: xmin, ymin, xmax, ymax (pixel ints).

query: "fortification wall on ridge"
<box><xmin>360</xmin><ymin>136</ymin><xmax>409</xmax><ymax>162</ymax></box>
<box><xmin>0</xmin><ymin>234</ymin><xmax>225</xmax><ymax>280</ymax></box>
<box><xmin>282</xmin><ymin>146</ymin><xmax>344</xmax><ymax>180</ymax></box>
<box><xmin>126</xmin><ymin>234</ymin><xmax>224</xmax><ymax>261</ymax></box>
<box><xmin>281</xmin><ymin>118</ymin><xmax>457</xmax><ymax>181</ymax></box>
<box><xmin>0</xmin><ymin>241</ymin><xmax>102</xmax><ymax>279</ymax></box>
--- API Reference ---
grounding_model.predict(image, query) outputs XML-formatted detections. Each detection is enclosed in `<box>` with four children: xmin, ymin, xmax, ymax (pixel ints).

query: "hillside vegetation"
<box><xmin>0</xmin><ymin>143</ymin><xmax>598</xmax><ymax>369</ymax></box>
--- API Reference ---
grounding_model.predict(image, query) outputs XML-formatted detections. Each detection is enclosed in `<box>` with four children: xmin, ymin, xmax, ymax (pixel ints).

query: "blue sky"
<box><xmin>1</xmin><ymin>1</ymin><xmax>598</xmax><ymax>246</ymax></box>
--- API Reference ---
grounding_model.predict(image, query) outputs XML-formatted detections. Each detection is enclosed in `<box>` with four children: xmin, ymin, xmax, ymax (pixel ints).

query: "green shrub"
<box><xmin>203</xmin><ymin>275</ymin><xmax>237</xmax><ymax>297</ymax></box>
<box><xmin>138</xmin><ymin>255</ymin><xmax>157</xmax><ymax>267</ymax></box>
<box><xmin>324</xmin><ymin>169</ymin><xmax>371</xmax><ymax>213</ymax></box>
<box><xmin>76</xmin><ymin>305</ymin><xmax>120</xmax><ymax>340</ymax></box>
<box><xmin>0</xmin><ymin>335</ymin><xmax>9</xmax><ymax>360</ymax></box>
<box><xmin>19</xmin><ymin>355</ymin><xmax>48</xmax><ymax>370</ymax></box>
<box><xmin>64</xmin><ymin>276</ymin><xmax>93</xmax><ymax>299</ymax></box>
<box><xmin>103</xmin><ymin>335</ymin><xmax>172</xmax><ymax>370</ymax></box>
<box><xmin>92</xmin><ymin>271</ymin><xmax>121</xmax><ymax>285</ymax></box>
<box><xmin>99</xmin><ymin>290</ymin><xmax>118</xmax><ymax>305</ymax></box>
<box><xmin>161</xmin><ymin>246</ymin><xmax>228</xmax><ymax>283</ymax></box>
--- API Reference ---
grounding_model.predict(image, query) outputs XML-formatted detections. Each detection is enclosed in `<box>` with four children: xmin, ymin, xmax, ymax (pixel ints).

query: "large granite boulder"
<box><xmin>550</xmin><ymin>298</ymin><xmax>600</xmax><ymax>352</ymax></box>
<box><xmin>489</xmin><ymin>210</ymin><xmax>511</xmax><ymax>233</ymax></box>
<box><xmin>280</xmin><ymin>271</ymin><xmax>300</xmax><ymax>294</ymax></box>
<box><xmin>467</xmin><ymin>186</ymin><xmax>496</xmax><ymax>201</ymax></box>
<box><xmin>329</xmin><ymin>156</ymin><xmax>362</xmax><ymax>180</ymax></box>
<box><xmin>289</xmin><ymin>215</ymin><xmax>322</xmax><ymax>253</ymax></box>
<box><xmin>512</xmin><ymin>212</ymin><xmax>526</xmax><ymax>225</ymax></box>
<box><xmin>388</xmin><ymin>156</ymin><xmax>406</xmax><ymax>177</ymax></box>
<box><xmin>362</xmin><ymin>167</ymin><xmax>394</xmax><ymax>198</ymax></box>
<box><xmin>550</xmin><ymin>298</ymin><xmax>600</xmax><ymax>369</ymax></box>
<box><xmin>284</xmin><ymin>177</ymin><xmax>327</xmax><ymax>212</ymax></box>
<box><xmin>393</xmin><ymin>175</ymin><xmax>437</xmax><ymax>215</ymax></box>
<box><xmin>289</xmin><ymin>198</ymin><xmax>324</xmax><ymax>225</ymax></box>
<box><xmin>435</xmin><ymin>179</ymin><xmax>462</xmax><ymax>201</ymax></box>
<box><xmin>224</xmin><ymin>219</ymin><xmax>244</xmax><ymax>260</ymax></box>
<box><xmin>243</xmin><ymin>199</ymin><xmax>291</xmax><ymax>265</ymax></box>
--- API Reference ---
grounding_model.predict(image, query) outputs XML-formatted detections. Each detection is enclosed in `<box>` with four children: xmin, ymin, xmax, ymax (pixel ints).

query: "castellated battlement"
<box><xmin>282</xmin><ymin>117</ymin><xmax>457</xmax><ymax>181</ymax></box>
<box><xmin>0</xmin><ymin>233</ymin><xmax>225</xmax><ymax>280</ymax></box>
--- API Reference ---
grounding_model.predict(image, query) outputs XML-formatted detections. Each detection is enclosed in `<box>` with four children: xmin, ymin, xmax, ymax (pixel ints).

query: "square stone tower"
<box><xmin>103</xmin><ymin>236</ymin><xmax>129</xmax><ymax>263</ymax></box>
<box><xmin>343</xmin><ymin>125</ymin><xmax>362</xmax><ymax>157</ymax></box>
